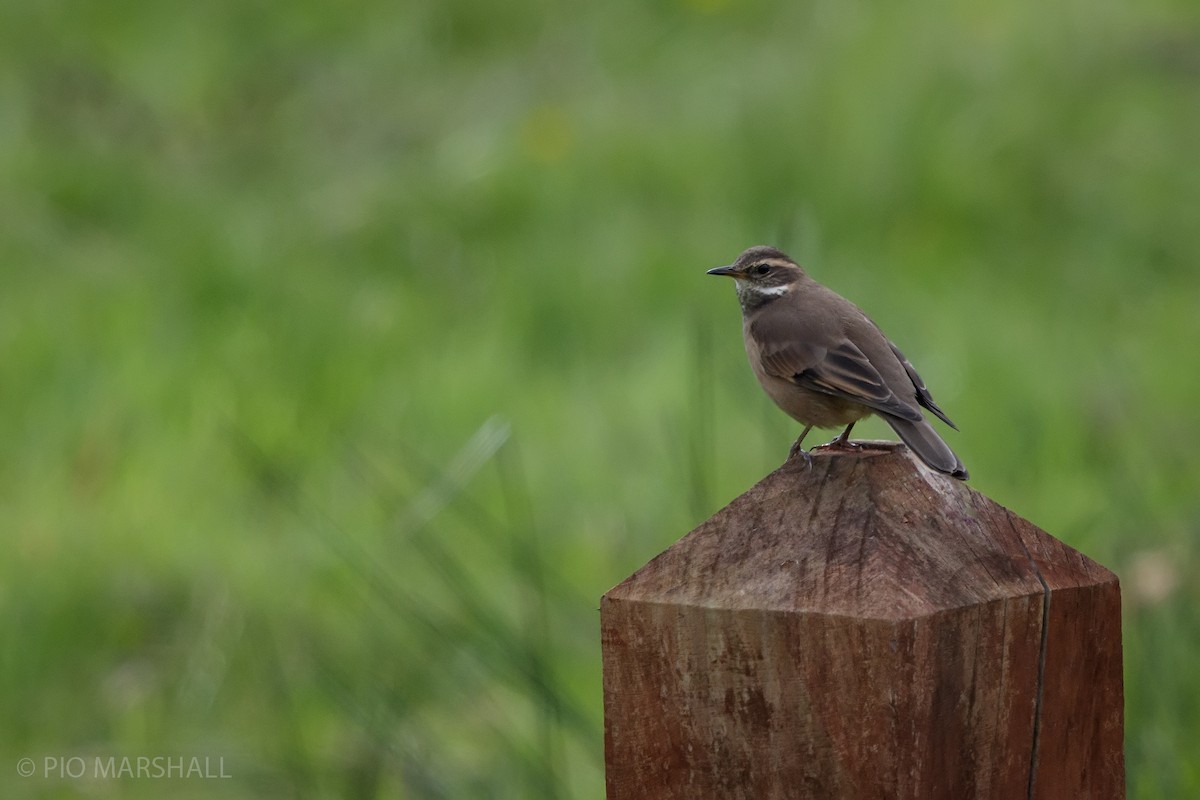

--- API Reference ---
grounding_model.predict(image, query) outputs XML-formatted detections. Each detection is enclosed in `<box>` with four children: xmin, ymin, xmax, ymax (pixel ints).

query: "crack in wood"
<box><xmin>1011</xmin><ymin>513</ymin><xmax>1052</xmax><ymax>800</ymax></box>
<box><xmin>1027</xmin><ymin>567</ymin><xmax>1051</xmax><ymax>799</ymax></box>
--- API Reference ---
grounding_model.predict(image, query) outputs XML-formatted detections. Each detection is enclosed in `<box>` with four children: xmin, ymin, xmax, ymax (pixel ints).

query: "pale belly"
<box><xmin>755</xmin><ymin>370</ymin><xmax>872</xmax><ymax>428</ymax></box>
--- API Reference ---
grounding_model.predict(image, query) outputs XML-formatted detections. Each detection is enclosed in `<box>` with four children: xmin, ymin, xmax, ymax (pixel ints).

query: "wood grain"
<box><xmin>602</xmin><ymin>443</ymin><xmax>1124</xmax><ymax>799</ymax></box>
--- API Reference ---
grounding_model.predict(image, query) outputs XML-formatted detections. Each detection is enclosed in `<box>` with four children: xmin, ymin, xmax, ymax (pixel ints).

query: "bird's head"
<box><xmin>707</xmin><ymin>246</ymin><xmax>806</xmax><ymax>308</ymax></box>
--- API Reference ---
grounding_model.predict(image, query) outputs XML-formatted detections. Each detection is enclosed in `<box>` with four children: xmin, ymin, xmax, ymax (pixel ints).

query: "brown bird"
<box><xmin>708</xmin><ymin>245</ymin><xmax>968</xmax><ymax>480</ymax></box>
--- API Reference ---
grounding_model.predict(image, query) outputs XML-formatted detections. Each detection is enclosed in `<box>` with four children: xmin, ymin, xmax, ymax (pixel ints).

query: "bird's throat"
<box><xmin>736</xmin><ymin>280</ymin><xmax>790</xmax><ymax>312</ymax></box>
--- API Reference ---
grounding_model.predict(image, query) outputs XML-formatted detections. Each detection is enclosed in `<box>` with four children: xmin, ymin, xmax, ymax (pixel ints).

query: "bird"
<box><xmin>707</xmin><ymin>245</ymin><xmax>968</xmax><ymax>480</ymax></box>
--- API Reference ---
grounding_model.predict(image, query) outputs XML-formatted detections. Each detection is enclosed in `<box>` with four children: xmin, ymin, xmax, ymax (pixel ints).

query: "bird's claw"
<box><xmin>788</xmin><ymin>442</ymin><xmax>813</xmax><ymax>470</ymax></box>
<box><xmin>819</xmin><ymin>437</ymin><xmax>861</xmax><ymax>452</ymax></box>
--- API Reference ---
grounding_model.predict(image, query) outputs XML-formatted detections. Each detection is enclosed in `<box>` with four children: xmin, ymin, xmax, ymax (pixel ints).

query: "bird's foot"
<box><xmin>788</xmin><ymin>441</ymin><xmax>813</xmax><ymax>470</ymax></box>
<box><xmin>817</xmin><ymin>436</ymin><xmax>861</xmax><ymax>452</ymax></box>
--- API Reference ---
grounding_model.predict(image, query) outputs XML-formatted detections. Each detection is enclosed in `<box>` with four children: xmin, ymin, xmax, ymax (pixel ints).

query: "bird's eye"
<box><xmin>751</xmin><ymin>264</ymin><xmax>770</xmax><ymax>277</ymax></box>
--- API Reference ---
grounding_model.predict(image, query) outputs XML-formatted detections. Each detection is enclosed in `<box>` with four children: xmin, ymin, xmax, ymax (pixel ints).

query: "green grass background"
<box><xmin>3</xmin><ymin>0</ymin><xmax>1198</xmax><ymax>797</ymax></box>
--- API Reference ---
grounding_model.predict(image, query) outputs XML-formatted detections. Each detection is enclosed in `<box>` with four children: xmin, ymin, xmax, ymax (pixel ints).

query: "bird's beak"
<box><xmin>706</xmin><ymin>265</ymin><xmax>738</xmax><ymax>277</ymax></box>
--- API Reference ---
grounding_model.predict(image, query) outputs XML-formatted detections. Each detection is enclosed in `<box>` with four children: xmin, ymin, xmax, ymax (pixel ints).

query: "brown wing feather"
<box><xmin>888</xmin><ymin>342</ymin><xmax>958</xmax><ymax>430</ymax></box>
<box><xmin>795</xmin><ymin>340</ymin><xmax>924</xmax><ymax>422</ymax></box>
<box><xmin>756</xmin><ymin>339</ymin><xmax>824</xmax><ymax>382</ymax></box>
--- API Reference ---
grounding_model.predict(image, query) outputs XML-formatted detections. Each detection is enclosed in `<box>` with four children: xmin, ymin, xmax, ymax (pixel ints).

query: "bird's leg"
<box><xmin>788</xmin><ymin>424</ymin><xmax>814</xmax><ymax>469</ymax></box>
<box><xmin>822</xmin><ymin>423</ymin><xmax>859</xmax><ymax>450</ymax></box>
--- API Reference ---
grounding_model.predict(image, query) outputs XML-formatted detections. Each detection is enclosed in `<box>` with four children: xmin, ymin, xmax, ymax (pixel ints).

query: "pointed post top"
<box><xmin>606</xmin><ymin>443</ymin><xmax>1115</xmax><ymax>620</ymax></box>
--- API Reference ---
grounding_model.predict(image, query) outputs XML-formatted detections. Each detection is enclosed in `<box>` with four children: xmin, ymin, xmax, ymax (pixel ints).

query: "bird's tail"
<box><xmin>884</xmin><ymin>416</ymin><xmax>969</xmax><ymax>480</ymax></box>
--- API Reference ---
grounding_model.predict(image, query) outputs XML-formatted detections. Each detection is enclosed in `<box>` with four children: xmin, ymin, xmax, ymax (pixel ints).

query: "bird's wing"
<box><xmin>753</xmin><ymin>321</ymin><xmax>924</xmax><ymax>423</ymax></box>
<box><xmin>887</xmin><ymin>342</ymin><xmax>958</xmax><ymax>430</ymax></box>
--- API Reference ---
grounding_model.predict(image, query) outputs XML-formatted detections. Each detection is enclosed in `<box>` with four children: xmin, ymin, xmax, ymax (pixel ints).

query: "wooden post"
<box><xmin>601</xmin><ymin>443</ymin><xmax>1124</xmax><ymax>799</ymax></box>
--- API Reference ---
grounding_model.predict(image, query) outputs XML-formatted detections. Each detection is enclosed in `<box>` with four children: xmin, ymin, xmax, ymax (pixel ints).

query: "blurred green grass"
<box><xmin>2</xmin><ymin>0</ymin><xmax>1199</xmax><ymax>797</ymax></box>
